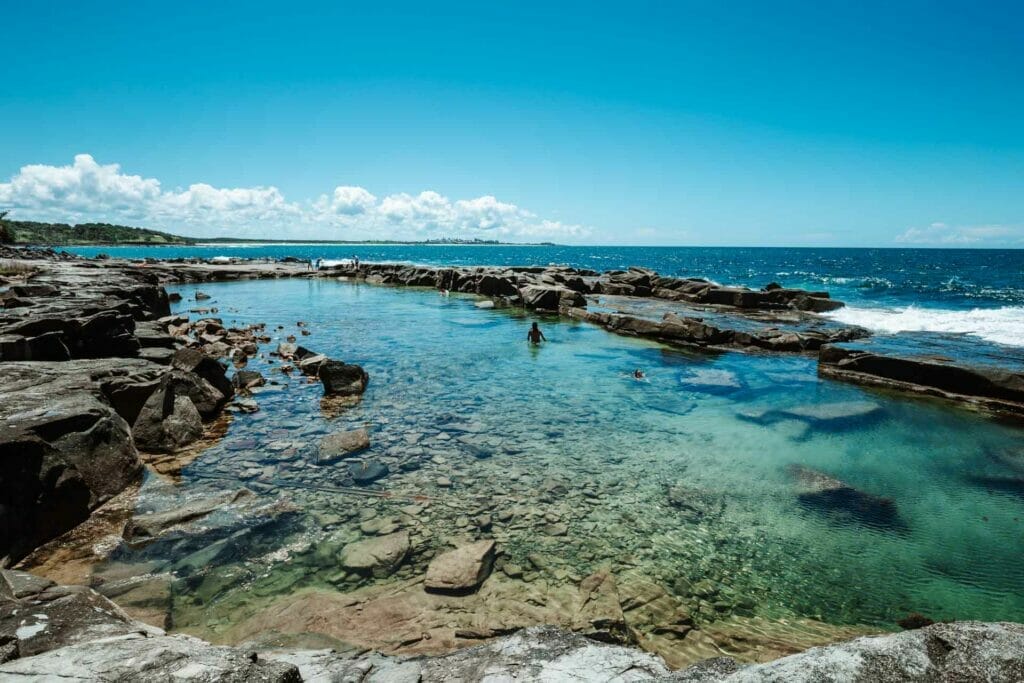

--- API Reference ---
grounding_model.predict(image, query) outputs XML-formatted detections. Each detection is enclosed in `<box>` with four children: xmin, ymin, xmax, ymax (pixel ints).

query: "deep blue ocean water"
<box><xmin>65</xmin><ymin>244</ymin><xmax>1024</xmax><ymax>347</ymax></box>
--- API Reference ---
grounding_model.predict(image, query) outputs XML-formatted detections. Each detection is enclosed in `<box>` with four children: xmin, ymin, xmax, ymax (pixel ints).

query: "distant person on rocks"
<box><xmin>307</xmin><ymin>259</ymin><xmax>313</xmax><ymax>271</ymax></box>
<box><xmin>527</xmin><ymin>322</ymin><xmax>546</xmax><ymax>345</ymax></box>
<box><xmin>352</xmin><ymin>255</ymin><xmax>360</xmax><ymax>269</ymax></box>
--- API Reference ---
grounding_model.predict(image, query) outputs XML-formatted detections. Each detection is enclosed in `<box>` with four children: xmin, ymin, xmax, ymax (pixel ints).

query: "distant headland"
<box><xmin>0</xmin><ymin>218</ymin><xmax>555</xmax><ymax>247</ymax></box>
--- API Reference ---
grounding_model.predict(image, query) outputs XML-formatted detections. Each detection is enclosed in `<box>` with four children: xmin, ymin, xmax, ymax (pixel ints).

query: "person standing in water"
<box><xmin>527</xmin><ymin>322</ymin><xmax>546</xmax><ymax>344</ymax></box>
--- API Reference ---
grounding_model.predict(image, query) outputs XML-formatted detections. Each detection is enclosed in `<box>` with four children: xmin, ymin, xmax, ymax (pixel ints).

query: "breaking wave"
<box><xmin>826</xmin><ymin>305</ymin><xmax>1024</xmax><ymax>347</ymax></box>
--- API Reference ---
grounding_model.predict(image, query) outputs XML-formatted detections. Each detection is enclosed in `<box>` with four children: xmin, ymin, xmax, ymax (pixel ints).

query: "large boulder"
<box><xmin>339</xmin><ymin>531</ymin><xmax>410</xmax><ymax>578</ymax></box>
<box><xmin>170</xmin><ymin>348</ymin><xmax>233</xmax><ymax>404</ymax></box>
<box><xmin>520</xmin><ymin>284</ymin><xmax>586</xmax><ymax>311</ymax></box>
<box><xmin>424</xmin><ymin>539</ymin><xmax>496</xmax><ymax>594</ymax></box>
<box><xmin>319</xmin><ymin>360</ymin><xmax>369</xmax><ymax>396</ymax></box>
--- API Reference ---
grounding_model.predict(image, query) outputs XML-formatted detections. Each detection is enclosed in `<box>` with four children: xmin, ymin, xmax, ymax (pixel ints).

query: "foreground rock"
<box><xmin>0</xmin><ymin>569</ymin><xmax>298</xmax><ymax>680</ymax></box>
<box><xmin>820</xmin><ymin>344</ymin><xmax>1024</xmax><ymax>417</ymax></box>
<box><xmin>665</xmin><ymin>621</ymin><xmax>1024</xmax><ymax>682</ymax></box>
<box><xmin>0</xmin><ymin>360</ymin><xmax>149</xmax><ymax>565</ymax></box>
<box><xmin>425</xmin><ymin>539</ymin><xmax>497</xmax><ymax>594</ymax></box>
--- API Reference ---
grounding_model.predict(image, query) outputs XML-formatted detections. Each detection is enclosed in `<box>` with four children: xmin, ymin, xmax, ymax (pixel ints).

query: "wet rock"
<box><xmin>424</xmin><ymin>539</ymin><xmax>496</xmax><ymax>594</ymax></box>
<box><xmin>319</xmin><ymin>360</ymin><xmax>369</xmax><ymax>396</ymax></box>
<box><xmin>348</xmin><ymin>459</ymin><xmax>389</xmax><ymax>485</ymax></box>
<box><xmin>339</xmin><ymin>531</ymin><xmax>410</xmax><ymax>578</ymax></box>
<box><xmin>232</xmin><ymin>369</ymin><xmax>265</xmax><ymax>390</ymax></box>
<box><xmin>319</xmin><ymin>428</ymin><xmax>371</xmax><ymax>464</ymax></box>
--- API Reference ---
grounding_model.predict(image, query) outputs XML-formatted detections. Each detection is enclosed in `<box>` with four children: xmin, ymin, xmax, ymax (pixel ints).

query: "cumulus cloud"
<box><xmin>0</xmin><ymin>154</ymin><xmax>588</xmax><ymax>241</ymax></box>
<box><xmin>895</xmin><ymin>222</ymin><xmax>1023</xmax><ymax>246</ymax></box>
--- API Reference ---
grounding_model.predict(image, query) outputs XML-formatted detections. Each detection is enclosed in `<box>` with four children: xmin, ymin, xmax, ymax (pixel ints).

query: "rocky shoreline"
<box><xmin>3</xmin><ymin>246</ymin><xmax>1024</xmax><ymax>680</ymax></box>
<box><xmin>1</xmin><ymin>569</ymin><xmax>1022</xmax><ymax>680</ymax></box>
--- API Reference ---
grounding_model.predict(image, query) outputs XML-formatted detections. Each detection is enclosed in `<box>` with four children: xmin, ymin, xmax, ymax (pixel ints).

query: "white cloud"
<box><xmin>0</xmin><ymin>154</ymin><xmax>589</xmax><ymax>242</ymax></box>
<box><xmin>896</xmin><ymin>222</ymin><xmax>1022</xmax><ymax>246</ymax></box>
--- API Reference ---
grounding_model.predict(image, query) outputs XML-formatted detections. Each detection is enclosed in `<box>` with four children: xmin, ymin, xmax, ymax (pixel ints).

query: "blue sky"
<box><xmin>1</xmin><ymin>1</ymin><xmax>1021</xmax><ymax>246</ymax></box>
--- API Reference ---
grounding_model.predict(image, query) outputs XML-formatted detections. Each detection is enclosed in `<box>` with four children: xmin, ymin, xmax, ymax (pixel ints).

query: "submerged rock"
<box><xmin>348</xmin><ymin>459</ymin><xmax>389</xmax><ymax>484</ymax></box>
<box><xmin>319</xmin><ymin>428</ymin><xmax>371</xmax><ymax>464</ymax></box>
<box><xmin>424</xmin><ymin>540</ymin><xmax>496</xmax><ymax>594</ymax></box>
<box><xmin>339</xmin><ymin>531</ymin><xmax>410</xmax><ymax>578</ymax></box>
<box><xmin>788</xmin><ymin>465</ymin><xmax>905</xmax><ymax>531</ymax></box>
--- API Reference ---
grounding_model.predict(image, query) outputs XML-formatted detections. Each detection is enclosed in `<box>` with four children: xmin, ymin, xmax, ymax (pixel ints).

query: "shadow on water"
<box><xmin>796</xmin><ymin>488</ymin><xmax>909</xmax><ymax>534</ymax></box>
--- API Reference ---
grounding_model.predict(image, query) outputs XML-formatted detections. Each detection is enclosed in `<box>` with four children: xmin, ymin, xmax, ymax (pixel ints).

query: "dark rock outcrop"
<box><xmin>819</xmin><ymin>345</ymin><xmax>1024</xmax><ymax>416</ymax></box>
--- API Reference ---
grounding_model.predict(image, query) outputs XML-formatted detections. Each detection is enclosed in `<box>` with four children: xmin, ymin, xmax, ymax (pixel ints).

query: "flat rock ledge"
<box><xmin>2</xmin><ymin>570</ymin><xmax>1023</xmax><ymax>681</ymax></box>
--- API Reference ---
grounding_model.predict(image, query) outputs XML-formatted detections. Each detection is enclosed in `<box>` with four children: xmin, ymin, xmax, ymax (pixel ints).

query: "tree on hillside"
<box><xmin>0</xmin><ymin>211</ymin><xmax>12</xmax><ymax>244</ymax></box>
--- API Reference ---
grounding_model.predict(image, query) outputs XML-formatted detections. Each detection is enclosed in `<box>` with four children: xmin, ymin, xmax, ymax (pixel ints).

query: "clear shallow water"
<box><xmin>104</xmin><ymin>278</ymin><xmax>1024</xmax><ymax>639</ymax></box>
<box><xmin>62</xmin><ymin>244</ymin><xmax>1024</xmax><ymax>347</ymax></box>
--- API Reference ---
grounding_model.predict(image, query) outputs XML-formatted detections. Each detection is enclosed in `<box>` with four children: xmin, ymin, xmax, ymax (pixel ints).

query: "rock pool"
<box><xmin>98</xmin><ymin>277</ymin><xmax>1024</xmax><ymax>662</ymax></box>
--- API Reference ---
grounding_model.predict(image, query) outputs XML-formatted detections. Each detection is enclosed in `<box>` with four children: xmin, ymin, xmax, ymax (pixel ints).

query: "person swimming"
<box><xmin>633</xmin><ymin>368</ymin><xmax>646</xmax><ymax>380</ymax></box>
<box><xmin>527</xmin><ymin>322</ymin><xmax>546</xmax><ymax>344</ymax></box>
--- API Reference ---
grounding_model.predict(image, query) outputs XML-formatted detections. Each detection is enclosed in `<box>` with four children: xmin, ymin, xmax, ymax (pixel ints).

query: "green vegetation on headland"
<box><xmin>0</xmin><ymin>217</ymin><xmax>195</xmax><ymax>245</ymax></box>
<box><xmin>0</xmin><ymin>216</ymin><xmax>553</xmax><ymax>246</ymax></box>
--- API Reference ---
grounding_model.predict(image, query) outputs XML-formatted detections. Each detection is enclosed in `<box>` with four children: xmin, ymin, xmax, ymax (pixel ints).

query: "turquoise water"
<box><xmin>109</xmin><ymin>277</ymin><xmax>1024</xmax><ymax>636</ymax></box>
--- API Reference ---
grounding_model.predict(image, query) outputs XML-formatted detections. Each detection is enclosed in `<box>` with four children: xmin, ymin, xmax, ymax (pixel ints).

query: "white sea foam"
<box><xmin>826</xmin><ymin>305</ymin><xmax>1024</xmax><ymax>347</ymax></box>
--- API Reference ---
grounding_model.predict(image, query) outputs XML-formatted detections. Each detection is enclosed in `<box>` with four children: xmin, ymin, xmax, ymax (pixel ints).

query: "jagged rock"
<box><xmin>572</xmin><ymin>570</ymin><xmax>634</xmax><ymax>644</ymax></box>
<box><xmin>339</xmin><ymin>531</ymin><xmax>410</xmax><ymax>578</ymax></box>
<box><xmin>319</xmin><ymin>429</ymin><xmax>371</xmax><ymax>464</ymax></box>
<box><xmin>424</xmin><ymin>540</ymin><xmax>496</xmax><ymax>594</ymax></box>
<box><xmin>0</xmin><ymin>360</ymin><xmax>148</xmax><ymax>564</ymax></box>
<box><xmin>0</xmin><ymin>569</ymin><xmax>145</xmax><ymax>659</ymax></box>
<box><xmin>0</xmin><ymin>632</ymin><xmax>301</xmax><ymax>681</ymax></box>
<box><xmin>170</xmin><ymin>347</ymin><xmax>233</xmax><ymax>406</ymax></box>
<box><xmin>319</xmin><ymin>360</ymin><xmax>369</xmax><ymax>396</ymax></box>
<box><xmin>131</xmin><ymin>379</ymin><xmax>204</xmax><ymax>452</ymax></box>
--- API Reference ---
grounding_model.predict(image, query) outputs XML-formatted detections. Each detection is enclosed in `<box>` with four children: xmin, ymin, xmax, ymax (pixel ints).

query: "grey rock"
<box><xmin>663</xmin><ymin>621</ymin><xmax>1024</xmax><ymax>682</ymax></box>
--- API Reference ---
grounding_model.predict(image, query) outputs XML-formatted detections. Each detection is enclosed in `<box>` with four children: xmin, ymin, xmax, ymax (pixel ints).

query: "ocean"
<box><xmin>64</xmin><ymin>244</ymin><xmax>1024</xmax><ymax>347</ymax></box>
